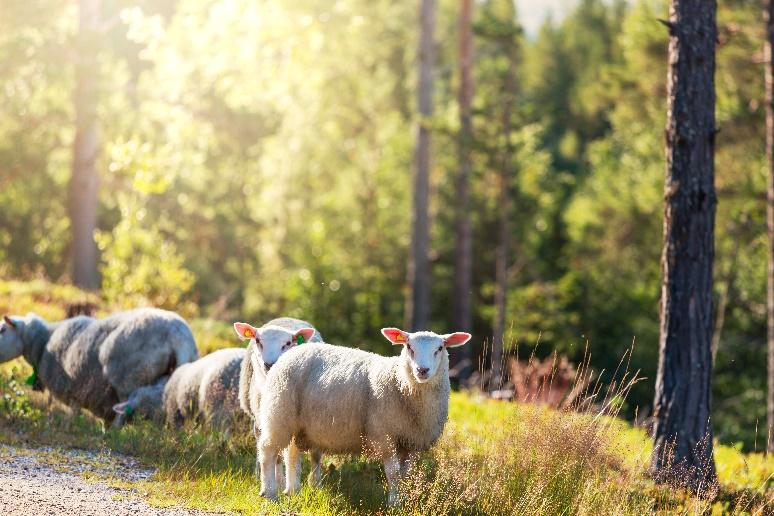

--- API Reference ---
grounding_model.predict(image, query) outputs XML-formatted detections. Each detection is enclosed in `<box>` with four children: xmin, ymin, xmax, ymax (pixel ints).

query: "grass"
<box><xmin>1</xmin><ymin>278</ymin><xmax>774</xmax><ymax>514</ymax></box>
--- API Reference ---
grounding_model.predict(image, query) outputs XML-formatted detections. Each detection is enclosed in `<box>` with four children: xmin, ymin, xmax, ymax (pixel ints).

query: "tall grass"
<box><xmin>1</xmin><ymin>278</ymin><xmax>774</xmax><ymax>514</ymax></box>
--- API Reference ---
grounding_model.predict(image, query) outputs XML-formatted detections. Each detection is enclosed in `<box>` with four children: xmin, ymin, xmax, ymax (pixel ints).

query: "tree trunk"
<box><xmin>650</xmin><ymin>0</ymin><xmax>718</xmax><ymax>493</ymax></box>
<box><xmin>492</xmin><ymin>17</ymin><xmax>517</xmax><ymax>392</ymax></box>
<box><xmin>765</xmin><ymin>0</ymin><xmax>774</xmax><ymax>454</ymax></box>
<box><xmin>452</xmin><ymin>0</ymin><xmax>474</xmax><ymax>378</ymax></box>
<box><xmin>69</xmin><ymin>0</ymin><xmax>100</xmax><ymax>290</ymax></box>
<box><xmin>406</xmin><ymin>0</ymin><xmax>436</xmax><ymax>331</ymax></box>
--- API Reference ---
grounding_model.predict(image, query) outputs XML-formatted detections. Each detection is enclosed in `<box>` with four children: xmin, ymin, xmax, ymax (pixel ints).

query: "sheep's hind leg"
<box><xmin>283</xmin><ymin>442</ymin><xmax>301</xmax><ymax>495</ymax></box>
<box><xmin>307</xmin><ymin>449</ymin><xmax>322</xmax><ymax>487</ymax></box>
<box><xmin>258</xmin><ymin>441</ymin><xmax>280</xmax><ymax>500</ymax></box>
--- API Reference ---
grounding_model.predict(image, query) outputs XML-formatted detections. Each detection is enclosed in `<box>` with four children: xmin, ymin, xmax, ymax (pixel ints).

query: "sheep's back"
<box><xmin>264</xmin><ymin>317</ymin><xmax>323</xmax><ymax>342</ymax></box>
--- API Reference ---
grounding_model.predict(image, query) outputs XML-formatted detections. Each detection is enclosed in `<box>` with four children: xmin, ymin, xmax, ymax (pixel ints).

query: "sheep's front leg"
<box><xmin>399</xmin><ymin>450</ymin><xmax>414</xmax><ymax>478</ymax></box>
<box><xmin>283</xmin><ymin>442</ymin><xmax>301</xmax><ymax>495</ymax></box>
<box><xmin>252</xmin><ymin>422</ymin><xmax>261</xmax><ymax>480</ymax></box>
<box><xmin>308</xmin><ymin>449</ymin><xmax>322</xmax><ymax>487</ymax></box>
<box><xmin>258</xmin><ymin>441</ymin><xmax>279</xmax><ymax>500</ymax></box>
<box><xmin>383</xmin><ymin>454</ymin><xmax>401</xmax><ymax>506</ymax></box>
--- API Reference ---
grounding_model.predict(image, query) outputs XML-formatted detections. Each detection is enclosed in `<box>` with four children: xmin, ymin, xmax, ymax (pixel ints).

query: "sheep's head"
<box><xmin>381</xmin><ymin>327</ymin><xmax>471</xmax><ymax>384</ymax></box>
<box><xmin>0</xmin><ymin>316</ymin><xmax>24</xmax><ymax>363</ymax></box>
<box><xmin>112</xmin><ymin>376</ymin><xmax>167</xmax><ymax>422</ymax></box>
<box><xmin>234</xmin><ymin>322</ymin><xmax>315</xmax><ymax>372</ymax></box>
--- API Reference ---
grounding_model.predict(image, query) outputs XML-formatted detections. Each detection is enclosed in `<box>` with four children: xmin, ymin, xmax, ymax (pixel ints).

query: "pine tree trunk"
<box><xmin>69</xmin><ymin>0</ymin><xmax>100</xmax><ymax>290</ymax></box>
<box><xmin>452</xmin><ymin>0</ymin><xmax>474</xmax><ymax>378</ymax></box>
<box><xmin>406</xmin><ymin>0</ymin><xmax>436</xmax><ymax>331</ymax></box>
<box><xmin>492</xmin><ymin>23</ymin><xmax>517</xmax><ymax>393</ymax></box>
<box><xmin>650</xmin><ymin>0</ymin><xmax>718</xmax><ymax>492</ymax></box>
<box><xmin>765</xmin><ymin>0</ymin><xmax>774</xmax><ymax>454</ymax></box>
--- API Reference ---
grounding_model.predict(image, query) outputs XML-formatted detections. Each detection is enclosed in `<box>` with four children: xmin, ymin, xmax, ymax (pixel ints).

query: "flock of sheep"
<box><xmin>0</xmin><ymin>307</ymin><xmax>471</xmax><ymax>505</ymax></box>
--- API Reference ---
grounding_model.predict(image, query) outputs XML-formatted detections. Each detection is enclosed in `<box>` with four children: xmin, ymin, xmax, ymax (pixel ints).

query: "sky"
<box><xmin>516</xmin><ymin>0</ymin><xmax>578</xmax><ymax>36</ymax></box>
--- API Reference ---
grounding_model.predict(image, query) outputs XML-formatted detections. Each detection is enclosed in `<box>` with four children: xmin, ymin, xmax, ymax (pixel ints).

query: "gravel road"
<box><xmin>0</xmin><ymin>445</ymin><xmax>221</xmax><ymax>515</ymax></box>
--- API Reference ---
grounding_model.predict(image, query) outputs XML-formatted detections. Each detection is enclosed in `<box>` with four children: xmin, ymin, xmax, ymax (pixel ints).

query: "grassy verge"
<box><xmin>1</xmin><ymin>278</ymin><xmax>773</xmax><ymax>514</ymax></box>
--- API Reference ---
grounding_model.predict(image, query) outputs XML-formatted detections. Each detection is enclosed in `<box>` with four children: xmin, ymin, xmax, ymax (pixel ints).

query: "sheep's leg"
<box><xmin>258</xmin><ymin>441</ymin><xmax>279</xmax><ymax>500</ymax></box>
<box><xmin>307</xmin><ymin>449</ymin><xmax>322</xmax><ymax>487</ymax></box>
<box><xmin>252</xmin><ymin>422</ymin><xmax>261</xmax><ymax>480</ymax></box>
<box><xmin>399</xmin><ymin>451</ymin><xmax>414</xmax><ymax>478</ymax></box>
<box><xmin>283</xmin><ymin>442</ymin><xmax>301</xmax><ymax>495</ymax></box>
<box><xmin>383</xmin><ymin>454</ymin><xmax>401</xmax><ymax>506</ymax></box>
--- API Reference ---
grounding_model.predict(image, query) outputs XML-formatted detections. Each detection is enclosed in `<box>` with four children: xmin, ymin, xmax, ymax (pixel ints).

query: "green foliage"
<box><xmin>0</xmin><ymin>0</ymin><xmax>772</xmax><ymax>450</ymax></box>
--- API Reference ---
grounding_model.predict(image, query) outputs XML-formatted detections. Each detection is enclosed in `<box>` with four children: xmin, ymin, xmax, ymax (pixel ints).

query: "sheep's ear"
<box><xmin>442</xmin><ymin>332</ymin><xmax>471</xmax><ymax>348</ymax></box>
<box><xmin>234</xmin><ymin>322</ymin><xmax>259</xmax><ymax>341</ymax></box>
<box><xmin>113</xmin><ymin>401</ymin><xmax>131</xmax><ymax>415</ymax></box>
<box><xmin>3</xmin><ymin>316</ymin><xmax>17</xmax><ymax>330</ymax></box>
<box><xmin>294</xmin><ymin>328</ymin><xmax>315</xmax><ymax>344</ymax></box>
<box><xmin>381</xmin><ymin>327</ymin><xmax>409</xmax><ymax>345</ymax></box>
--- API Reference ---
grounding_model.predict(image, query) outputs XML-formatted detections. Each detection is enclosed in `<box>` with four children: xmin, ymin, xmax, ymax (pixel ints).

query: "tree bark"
<box><xmin>650</xmin><ymin>0</ymin><xmax>718</xmax><ymax>493</ymax></box>
<box><xmin>492</xmin><ymin>14</ymin><xmax>517</xmax><ymax>392</ymax></box>
<box><xmin>69</xmin><ymin>0</ymin><xmax>100</xmax><ymax>290</ymax></box>
<box><xmin>765</xmin><ymin>0</ymin><xmax>774</xmax><ymax>454</ymax></box>
<box><xmin>406</xmin><ymin>0</ymin><xmax>436</xmax><ymax>331</ymax></box>
<box><xmin>452</xmin><ymin>0</ymin><xmax>474</xmax><ymax>378</ymax></box>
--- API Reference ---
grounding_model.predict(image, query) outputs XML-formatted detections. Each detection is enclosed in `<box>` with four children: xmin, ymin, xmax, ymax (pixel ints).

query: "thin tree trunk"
<box><xmin>650</xmin><ymin>0</ymin><xmax>718</xmax><ymax>493</ymax></box>
<box><xmin>765</xmin><ymin>0</ymin><xmax>774</xmax><ymax>454</ymax></box>
<box><xmin>406</xmin><ymin>0</ymin><xmax>436</xmax><ymax>331</ymax></box>
<box><xmin>492</xmin><ymin>31</ymin><xmax>516</xmax><ymax>393</ymax></box>
<box><xmin>69</xmin><ymin>0</ymin><xmax>100</xmax><ymax>290</ymax></box>
<box><xmin>451</xmin><ymin>0</ymin><xmax>474</xmax><ymax>379</ymax></box>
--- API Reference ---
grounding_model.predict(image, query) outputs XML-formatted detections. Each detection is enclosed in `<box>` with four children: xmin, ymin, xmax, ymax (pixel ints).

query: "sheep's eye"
<box><xmin>437</xmin><ymin>346</ymin><xmax>443</xmax><ymax>353</ymax></box>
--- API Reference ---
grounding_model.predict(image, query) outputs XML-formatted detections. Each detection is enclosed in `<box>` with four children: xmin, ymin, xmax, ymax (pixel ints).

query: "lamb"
<box><xmin>0</xmin><ymin>308</ymin><xmax>198</xmax><ymax>423</ymax></box>
<box><xmin>256</xmin><ymin>327</ymin><xmax>471</xmax><ymax>504</ymax></box>
<box><xmin>113</xmin><ymin>347</ymin><xmax>247</xmax><ymax>431</ymax></box>
<box><xmin>234</xmin><ymin>317</ymin><xmax>323</xmax><ymax>482</ymax></box>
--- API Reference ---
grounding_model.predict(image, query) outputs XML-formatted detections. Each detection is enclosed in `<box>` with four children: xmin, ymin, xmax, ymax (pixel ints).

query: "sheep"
<box><xmin>0</xmin><ymin>308</ymin><xmax>198</xmax><ymax>423</ymax></box>
<box><xmin>233</xmin><ymin>317</ymin><xmax>323</xmax><ymax>483</ymax></box>
<box><xmin>256</xmin><ymin>327</ymin><xmax>471</xmax><ymax>505</ymax></box>
<box><xmin>113</xmin><ymin>347</ymin><xmax>247</xmax><ymax>431</ymax></box>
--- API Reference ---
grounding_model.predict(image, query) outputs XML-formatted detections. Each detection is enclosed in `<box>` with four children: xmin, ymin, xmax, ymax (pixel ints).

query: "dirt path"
<box><xmin>0</xmin><ymin>445</ymin><xmax>221</xmax><ymax>515</ymax></box>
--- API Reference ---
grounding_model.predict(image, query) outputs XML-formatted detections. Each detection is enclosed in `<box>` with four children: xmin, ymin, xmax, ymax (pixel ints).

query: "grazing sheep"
<box><xmin>0</xmin><ymin>309</ymin><xmax>198</xmax><ymax>423</ymax></box>
<box><xmin>256</xmin><ymin>327</ymin><xmax>471</xmax><ymax>504</ymax></box>
<box><xmin>234</xmin><ymin>318</ymin><xmax>323</xmax><ymax>483</ymax></box>
<box><xmin>113</xmin><ymin>347</ymin><xmax>247</xmax><ymax>431</ymax></box>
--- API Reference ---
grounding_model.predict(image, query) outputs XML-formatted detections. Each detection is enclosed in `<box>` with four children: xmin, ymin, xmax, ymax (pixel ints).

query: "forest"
<box><xmin>1</xmin><ymin>0</ymin><xmax>774</xmax><ymax>511</ymax></box>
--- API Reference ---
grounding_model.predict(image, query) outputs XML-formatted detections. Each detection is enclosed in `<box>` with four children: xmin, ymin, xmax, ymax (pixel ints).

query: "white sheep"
<box><xmin>233</xmin><ymin>317</ymin><xmax>323</xmax><ymax>483</ymax></box>
<box><xmin>0</xmin><ymin>309</ymin><xmax>198</xmax><ymax>424</ymax></box>
<box><xmin>113</xmin><ymin>347</ymin><xmax>247</xmax><ymax>431</ymax></box>
<box><xmin>256</xmin><ymin>327</ymin><xmax>471</xmax><ymax>504</ymax></box>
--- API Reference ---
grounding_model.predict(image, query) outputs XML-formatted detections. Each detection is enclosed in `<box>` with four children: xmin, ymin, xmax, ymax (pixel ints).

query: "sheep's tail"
<box><xmin>239</xmin><ymin>343</ymin><xmax>254</xmax><ymax>416</ymax></box>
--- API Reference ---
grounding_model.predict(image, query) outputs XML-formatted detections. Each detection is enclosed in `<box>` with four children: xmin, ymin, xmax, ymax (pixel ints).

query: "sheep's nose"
<box><xmin>264</xmin><ymin>363</ymin><xmax>273</xmax><ymax>372</ymax></box>
<box><xmin>415</xmin><ymin>367</ymin><xmax>430</xmax><ymax>378</ymax></box>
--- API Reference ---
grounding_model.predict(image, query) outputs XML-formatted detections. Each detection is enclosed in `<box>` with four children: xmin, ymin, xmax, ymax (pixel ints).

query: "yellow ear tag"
<box><xmin>394</xmin><ymin>334</ymin><xmax>406</xmax><ymax>343</ymax></box>
<box><xmin>244</xmin><ymin>328</ymin><xmax>254</xmax><ymax>338</ymax></box>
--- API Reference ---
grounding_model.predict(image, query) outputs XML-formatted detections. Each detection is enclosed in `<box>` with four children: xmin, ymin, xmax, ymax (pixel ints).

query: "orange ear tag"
<box><xmin>394</xmin><ymin>334</ymin><xmax>406</xmax><ymax>343</ymax></box>
<box><xmin>244</xmin><ymin>328</ymin><xmax>254</xmax><ymax>338</ymax></box>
